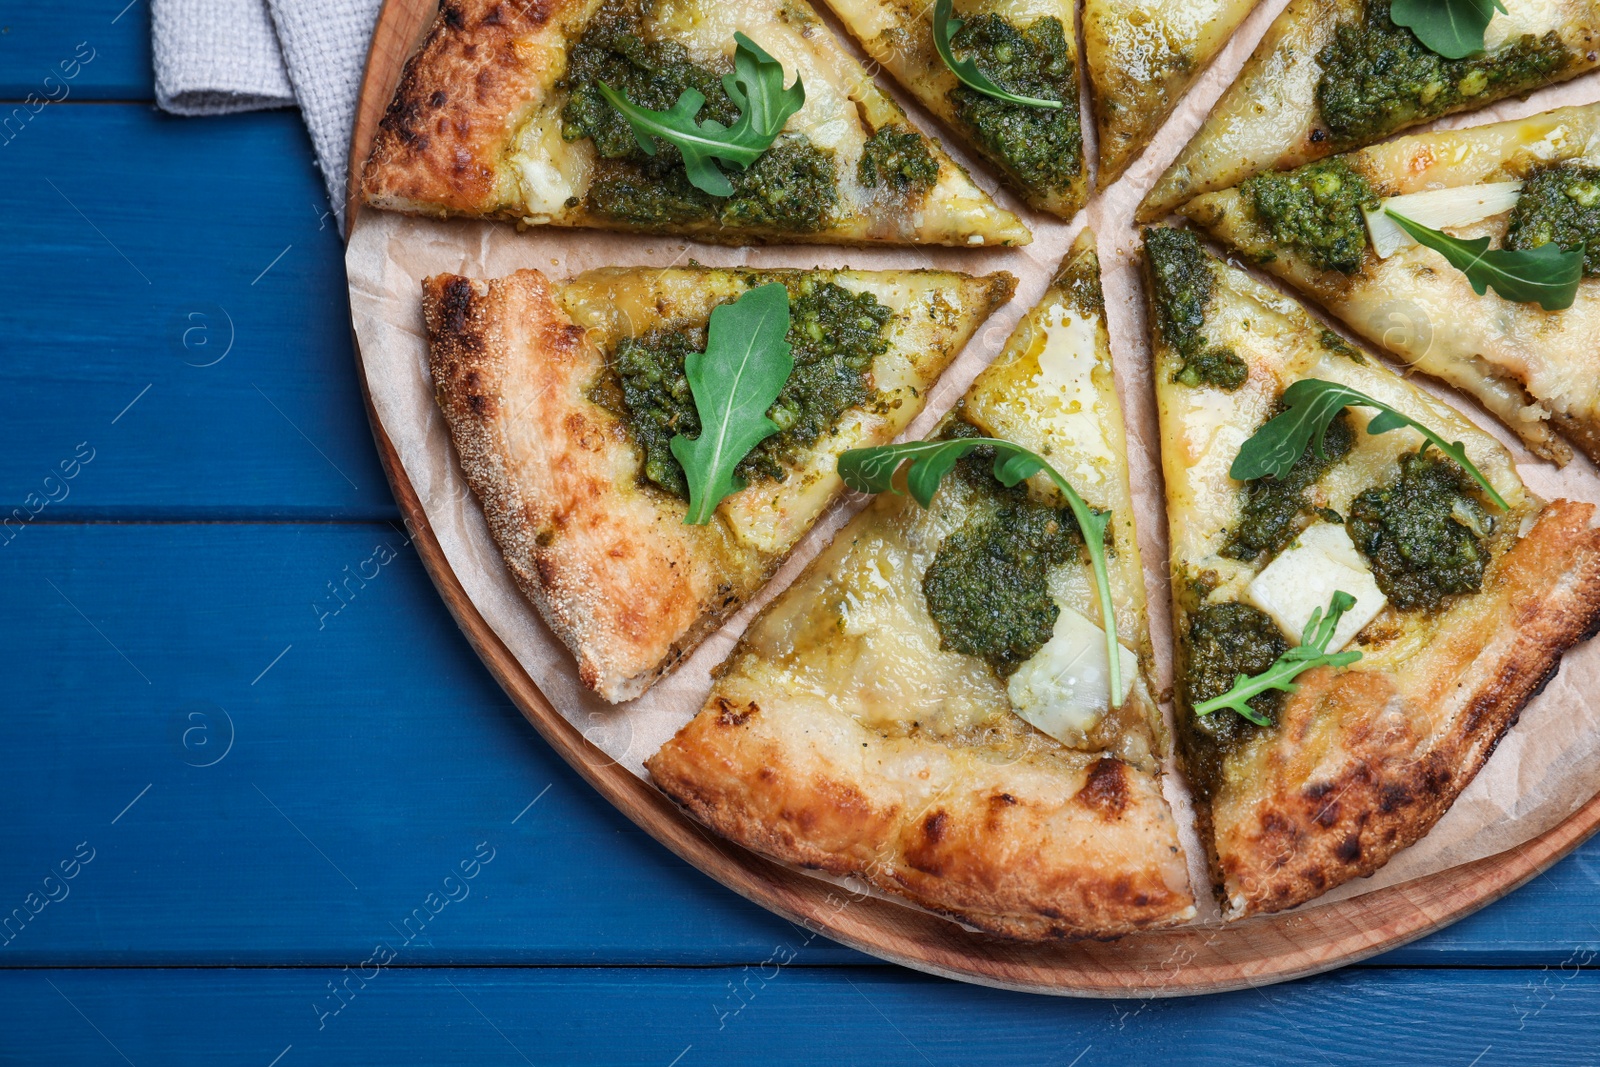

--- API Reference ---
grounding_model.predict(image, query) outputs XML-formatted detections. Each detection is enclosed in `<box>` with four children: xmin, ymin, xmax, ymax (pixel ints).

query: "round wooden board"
<box><xmin>343</xmin><ymin>0</ymin><xmax>1600</xmax><ymax>997</ymax></box>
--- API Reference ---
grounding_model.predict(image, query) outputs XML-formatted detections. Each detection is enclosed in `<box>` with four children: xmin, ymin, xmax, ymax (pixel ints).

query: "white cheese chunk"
<box><xmin>1363</xmin><ymin>182</ymin><xmax>1524</xmax><ymax>258</ymax></box>
<box><xmin>1242</xmin><ymin>523</ymin><xmax>1386</xmax><ymax>652</ymax></box>
<box><xmin>1007</xmin><ymin>605</ymin><xmax>1138</xmax><ymax>743</ymax></box>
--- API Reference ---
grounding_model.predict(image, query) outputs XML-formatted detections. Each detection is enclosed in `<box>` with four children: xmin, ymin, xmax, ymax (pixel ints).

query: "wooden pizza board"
<box><xmin>340</xmin><ymin>0</ymin><xmax>1600</xmax><ymax>996</ymax></box>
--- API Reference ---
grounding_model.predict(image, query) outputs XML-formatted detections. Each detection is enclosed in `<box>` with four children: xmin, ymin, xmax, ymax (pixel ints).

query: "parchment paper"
<box><xmin>346</xmin><ymin>0</ymin><xmax>1600</xmax><ymax>925</ymax></box>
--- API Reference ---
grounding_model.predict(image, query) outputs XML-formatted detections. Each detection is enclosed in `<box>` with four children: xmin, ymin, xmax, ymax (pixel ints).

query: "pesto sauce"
<box><xmin>1316</xmin><ymin>1</ymin><xmax>1572</xmax><ymax>147</ymax></box>
<box><xmin>1319</xmin><ymin>328</ymin><xmax>1365</xmax><ymax>364</ymax></box>
<box><xmin>1178</xmin><ymin>601</ymin><xmax>1289</xmax><ymax>799</ymax></box>
<box><xmin>921</xmin><ymin>427</ymin><xmax>1084</xmax><ymax>678</ymax></box>
<box><xmin>1504</xmin><ymin>163</ymin><xmax>1600</xmax><ymax>277</ymax></box>
<box><xmin>947</xmin><ymin>15</ymin><xmax>1082</xmax><ymax>195</ymax></box>
<box><xmin>561</xmin><ymin>10</ymin><xmax>838</xmax><ymax>230</ymax></box>
<box><xmin>1143</xmin><ymin>227</ymin><xmax>1247</xmax><ymax>390</ymax></box>
<box><xmin>1347</xmin><ymin>449</ymin><xmax>1491</xmax><ymax>613</ymax></box>
<box><xmin>1240</xmin><ymin>158</ymin><xmax>1380</xmax><ymax>274</ymax></box>
<box><xmin>1223</xmin><ymin>411</ymin><xmax>1354</xmax><ymax>562</ymax></box>
<box><xmin>856</xmin><ymin>125</ymin><xmax>940</xmax><ymax>198</ymax></box>
<box><xmin>606</xmin><ymin>277</ymin><xmax>894</xmax><ymax>498</ymax></box>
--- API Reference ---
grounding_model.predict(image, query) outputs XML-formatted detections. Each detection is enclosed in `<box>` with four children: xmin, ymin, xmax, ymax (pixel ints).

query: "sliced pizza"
<box><xmin>648</xmin><ymin>232</ymin><xmax>1196</xmax><ymax>940</ymax></box>
<box><xmin>1143</xmin><ymin>225</ymin><xmax>1600</xmax><ymax>917</ymax></box>
<box><xmin>425</xmin><ymin>264</ymin><xmax>1014</xmax><ymax>702</ymax></box>
<box><xmin>816</xmin><ymin>0</ymin><xmax>1086</xmax><ymax>217</ymax></box>
<box><xmin>361</xmin><ymin>0</ymin><xmax>1029</xmax><ymax>246</ymax></box>
<box><xmin>1083</xmin><ymin>0</ymin><xmax>1262</xmax><ymax>186</ymax></box>
<box><xmin>1139</xmin><ymin>0</ymin><xmax>1600</xmax><ymax>221</ymax></box>
<box><xmin>1182</xmin><ymin>103</ymin><xmax>1600</xmax><ymax>466</ymax></box>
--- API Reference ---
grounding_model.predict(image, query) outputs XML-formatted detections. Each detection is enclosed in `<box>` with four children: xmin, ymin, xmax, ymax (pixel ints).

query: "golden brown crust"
<box><xmin>648</xmin><ymin>693</ymin><xmax>1195</xmax><ymax>940</ymax></box>
<box><xmin>423</xmin><ymin>269</ymin><xmax>756</xmax><ymax>701</ymax></box>
<box><xmin>362</xmin><ymin>0</ymin><xmax>577</xmax><ymax>216</ymax></box>
<box><xmin>1213</xmin><ymin>501</ymin><xmax>1600</xmax><ymax>917</ymax></box>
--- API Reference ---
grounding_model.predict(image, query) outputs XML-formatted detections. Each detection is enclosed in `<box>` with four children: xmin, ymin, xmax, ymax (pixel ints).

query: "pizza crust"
<box><xmin>424</xmin><ymin>266</ymin><xmax>1014</xmax><ymax>701</ymax></box>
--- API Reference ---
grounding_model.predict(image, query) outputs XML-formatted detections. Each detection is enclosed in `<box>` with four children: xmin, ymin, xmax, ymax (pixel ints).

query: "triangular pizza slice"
<box><xmin>362</xmin><ymin>0</ymin><xmax>1029</xmax><ymax>246</ymax></box>
<box><xmin>425</xmin><ymin>265</ymin><xmax>1014</xmax><ymax>702</ymax></box>
<box><xmin>816</xmin><ymin>0</ymin><xmax>1087</xmax><ymax>217</ymax></box>
<box><xmin>648</xmin><ymin>232</ymin><xmax>1196</xmax><ymax>939</ymax></box>
<box><xmin>1083</xmin><ymin>0</ymin><xmax>1262</xmax><ymax>185</ymax></box>
<box><xmin>1143</xmin><ymin>225</ymin><xmax>1600</xmax><ymax>917</ymax></box>
<box><xmin>1182</xmin><ymin>103</ymin><xmax>1600</xmax><ymax>466</ymax></box>
<box><xmin>1139</xmin><ymin>0</ymin><xmax>1600</xmax><ymax>221</ymax></box>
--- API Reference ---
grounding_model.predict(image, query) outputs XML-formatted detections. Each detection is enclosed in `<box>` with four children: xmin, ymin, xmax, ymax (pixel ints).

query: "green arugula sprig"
<box><xmin>931</xmin><ymin>0</ymin><xmax>1062</xmax><ymax>109</ymax></box>
<box><xmin>1389</xmin><ymin>0</ymin><xmax>1506</xmax><ymax>60</ymax></box>
<box><xmin>838</xmin><ymin>436</ymin><xmax>1122</xmax><ymax>703</ymax></box>
<box><xmin>1229</xmin><ymin>377</ymin><xmax>1510</xmax><ymax>511</ymax></box>
<box><xmin>1386</xmin><ymin>209</ymin><xmax>1584</xmax><ymax>311</ymax></box>
<box><xmin>1192</xmin><ymin>592</ymin><xmax>1363</xmax><ymax>724</ymax></box>
<box><xmin>672</xmin><ymin>283</ymin><xmax>794</xmax><ymax>524</ymax></box>
<box><xmin>598</xmin><ymin>33</ymin><xmax>805</xmax><ymax>197</ymax></box>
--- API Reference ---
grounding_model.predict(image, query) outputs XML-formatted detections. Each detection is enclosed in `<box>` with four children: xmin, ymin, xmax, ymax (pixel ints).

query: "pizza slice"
<box><xmin>1181</xmin><ymin>103</ymin><xmax>1600</xmax><ymax>466</ymax></box>
<box><xmin>815</xmin><ymin>0</ymin><xmax>1086</xmax><ymax>217</ymax></box>
<box><xmin>425</xmin><ymin>264</ymin><xmax>1014</xmax><ymax>702</ymax></box>
<box><xmin>361</xmin><ymin>0</ymin><xmax>1030</xmax><ymax>247</ymax></box>
<box><xmin>648</xmin><ymin>232</ymin><xmax>1196</xmax><ymax>939</ymax></box>
<box><xmin>1143</xmin><ymin>225</ymin><xmax>1600</xmax><ymax>917</ymax></box>
<box><xmin>1083</xmin><ymin>0</ymin><xmax>1262</xmax><ymax>186</ymax></box>
<box><xmin>1139</xmin><ymin>0</ymin><xmax>1600</xmax><ymax>221</ymax></box>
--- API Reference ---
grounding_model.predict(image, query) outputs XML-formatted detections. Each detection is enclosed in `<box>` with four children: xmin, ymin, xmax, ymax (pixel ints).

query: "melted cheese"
<box><xmin>1243</xmin><ymin>523</ymin><xmax>1386</xmax><ymax>652</ymax></box>
<box><xmin>1007</xmin><ymin>604</ymin><xmax>1138</xmax><ymax>743</ymax></box>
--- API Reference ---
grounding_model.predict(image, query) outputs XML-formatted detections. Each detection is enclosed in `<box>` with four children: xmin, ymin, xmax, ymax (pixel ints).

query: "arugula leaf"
<box><xmin>1385</xmin><ymin>208</ymin><xmax>1583</xmax><ymax>311</ymax></box>
<box><xmin>671</xmin><ymin>283</ymin><xmax>794</xmax><ymax>524</ymax></box>
<box><xmin>931</xmin><ymin>0</ymin><xmax>1062</xmax><ymax>110</ymax></box>
<box><xmin>598</xmin><ymin>33</ymin><xmax>805</xmax><ymax>197</ymax></box>
<box><xmin>1389</xmin><ymin>0</ymin><xmax>1506</xmax><ymax>60</ymax></box>
<box><xmin>839</xmin><ymin>436</ymin><xmax>1123</xmax><ymax>704</ymax></box>
<box><xmin>1192</xmin><ymin>592</ymin><xmax>1364</xmax><ymax>725</ymax></box>
<box><xmin>1229</xmin><ymin>377</ymin><xmax>1510</xmax><ymax>511</ymax></box>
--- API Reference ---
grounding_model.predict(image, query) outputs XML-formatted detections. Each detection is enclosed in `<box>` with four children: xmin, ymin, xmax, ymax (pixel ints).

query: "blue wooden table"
<box><xmin>3</xmin><ymin>4</ymin><xmax>1598</xmax><ymax>1062</ymax></box>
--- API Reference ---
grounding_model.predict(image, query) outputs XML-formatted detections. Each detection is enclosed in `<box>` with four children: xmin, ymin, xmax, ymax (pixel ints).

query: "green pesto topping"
<box><xmin>1144</xmin><ymin>227</ymin><xmax>1247</xmax><ymax>390</ymax></box>
<box><xmin>1316</xmin><ymin>1</ymin><xmax>1572</xmax><ymax>147</ymax></box>
<box><xmin>1052</xmin><ymin>252</ymin><xmax>1107</xmax><ymax>319</ymax></box>
<box><xmin>1348</xmin><ymin>449</ymin><xmax>1492</xmax><ymax>613</ymax></box>
<box><xmin>947</xmin><ymin>15</ymin><xmax>1081</xmax><ymax>195</ymax></box>
<box><xmin>857</xmin><ymin>125</ymin><xmax>940</xmax><ymax>198</ymax></box>
<box><xmin>1240</xmin><ymin>158</ymin><xmax>1381</xmax><ymax>274</ymax></box>
<box><xmin>562</xmin><ymin>12</ymin><xmax>837</xmax><ymax>230</ymax></box>
<box><xmin>606</xmin><ymin>278</ymin><xmax>893</xmax><ymax>498</ymax></box>
<box><xmin>1319</xmin><ymin>328</ymin><xmax>1366</xmax><ymax>363</ymax></box>
<box><xmin>921</xmin><ymin>427</ymin><xmax>1084</xmax><ymax>678</ymax></box>
<box><xmin>1504</xmin><ymin>163</ymin><xmax>1600</xmax><ymax>277</ymax></box>
<box><xmin>1178</xmin><ymin>601</ymin><xmax>1289</xmax><ymax>798</ymax></box>
<box><xmin>1223</xmin><ymin>411</ymin><xmax>1354</xmax><ymax>562</ymax></box>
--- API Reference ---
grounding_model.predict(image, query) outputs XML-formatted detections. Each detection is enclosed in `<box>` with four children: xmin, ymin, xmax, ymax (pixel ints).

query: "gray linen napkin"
<box><xmin>151</xmin><ymin>0</ymin><xmax>384</xmax><ymax>226</ymax></box>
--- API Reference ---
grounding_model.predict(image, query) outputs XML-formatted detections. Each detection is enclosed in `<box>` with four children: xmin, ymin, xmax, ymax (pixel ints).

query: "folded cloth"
<box><xmin>151</xmin><ymin>0</ymin><xmax>384</xmax><ymax>228</ymax></box>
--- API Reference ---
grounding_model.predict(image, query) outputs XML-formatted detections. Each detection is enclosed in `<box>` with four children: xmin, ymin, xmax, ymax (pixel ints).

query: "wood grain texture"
<box><xmin>11</xmin><ymin>966</ymin><xmax>1600</xmax><ymax>1064</ymax></box>
<box><xmin>0</xmin><ymin>107</ymin><xmax>392</xmax><ymax>519</ymax></box>
<box><xmin>344</xmin><ymin>0</ymin><xmax>1600</xmax><ymax>996</ymax></box>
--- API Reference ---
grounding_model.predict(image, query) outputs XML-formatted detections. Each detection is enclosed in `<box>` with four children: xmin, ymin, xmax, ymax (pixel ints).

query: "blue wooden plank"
<box><xmin>7</xmin><ymin>966</ymin><xmax>1600</xmax><ymax>1065</ymax></box>
<box><xmin>0</xmin><ymin>105</ymin><xmax>394</xmax><ymax>521</ymax></box>
<box><xmin>1</xmin><ymin>522</ymin><xmax>1598</xmax><ymax>967</ymax></box>
<box><xmin>0</xmin><ymin>1</ymin><xmax>152</xmax><ymax>102</ymax></box>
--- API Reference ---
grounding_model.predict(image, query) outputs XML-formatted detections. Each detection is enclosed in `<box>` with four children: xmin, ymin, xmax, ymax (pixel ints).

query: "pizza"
<box><xmin>1083</xmin><ymin>0</ymin><xmax>1261</xmax><ymax>185</ymax></box>
<box><xmin>424</xmin><ymin>264</ymin><xmax>1014</xmax><ymax>702</ymax></box>
<box><xmin>1143</xmin><ymin>225</ymin><xmax>1600</xmax><ymax>917</ymax></box>
<box><xmin>648</xmin><ymin>232</ymin><xmax>1198</xmax><ymax>939</ymax></box>
<box><xmin>1181</xmin><ymin>103</ymin><xmax>1600</xmax><ymax>466</ymax></box>
<box><xmin>815</xmin><ymin>0</ymin><xmax>1087</xmax><ymax>217</ymax></box>
<box><xmin>1139</xmin><ymin>0</ymin><xmax>1600</xmax><ymax>221</ymax></box>
<box><xmin>360</xmin><ymin>0</ymin><xmax>1030</xmax><ymax>247</ymax></box>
